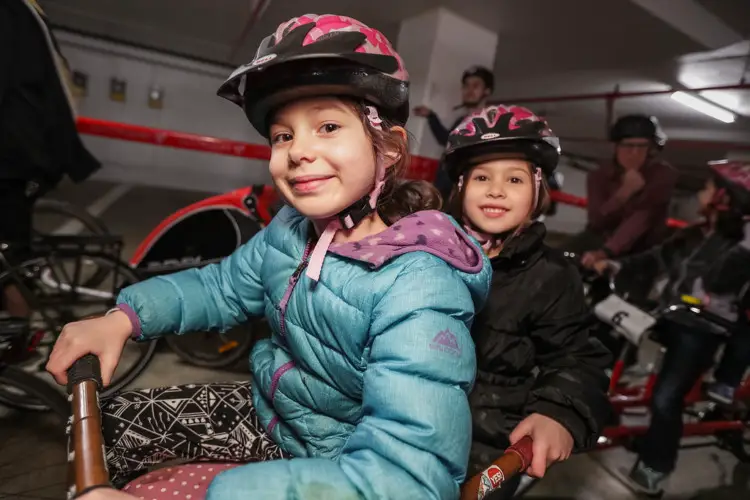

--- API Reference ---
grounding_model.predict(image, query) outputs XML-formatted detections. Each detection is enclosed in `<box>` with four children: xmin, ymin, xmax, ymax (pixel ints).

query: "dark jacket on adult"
<box><xmin>586</xmin><ymin>160</ymin><xmax>678</xmax><ymax>256</ymax></box>
<box><xmin>468</xmin><ymin>222</ymin><xmax>612</xmax><ymax>473</ymax></box>
<box><xmin>0</xmin><ymin>0</ymin><xmax>100</xmax><ymax>191</ymax></box>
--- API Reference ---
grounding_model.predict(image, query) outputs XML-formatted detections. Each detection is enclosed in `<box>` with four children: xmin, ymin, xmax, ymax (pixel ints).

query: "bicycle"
<box><xmin>0</xmin><ymin>314</ymin><xmax>69</xmax><ymax>498</ymax></box>
<box><xmin>130</xmin><ymin>185</ymin><xmax>280</xmax><ymax>369</ymax></box>
<box><xmin>0</xmin><ymin>234</ymin><xmax>156</xmax><ymax>412</ymax></box>
<box><xmin>593</xmin><ymin>275</ymin><xmax>750</xmax><ymax>465</ymax></box>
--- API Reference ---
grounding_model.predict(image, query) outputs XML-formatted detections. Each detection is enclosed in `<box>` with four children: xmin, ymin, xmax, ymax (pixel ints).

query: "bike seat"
<box><xmin>123</xmin><ymin>463</ymin><xmax>240</xmax><ymax>500</ymax></box>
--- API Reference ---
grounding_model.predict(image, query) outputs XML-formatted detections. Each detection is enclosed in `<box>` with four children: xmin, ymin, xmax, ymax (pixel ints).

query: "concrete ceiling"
<box><xmin>41</xmin><ymin>0</ymin><xmax>750</xmax><ymax>188</ymax></box>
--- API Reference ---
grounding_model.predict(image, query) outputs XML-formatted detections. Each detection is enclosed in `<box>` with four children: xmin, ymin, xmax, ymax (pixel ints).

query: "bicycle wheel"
<box><xmin>34</xmin><ymin>199</ymin><xmax>113</xmax><ymax>288</ymax></box>
<box><xmin>33</xmin><ymin>199</ymin><xmax>110</xmax><ymax>236</ymax></box>
<box><xmin>0</xmin><ymin>254</ymin><xmax>157</xmax><ymax>410</ymax></box>
<box><xmin>0</xmin><ymin>365</ymin><xmax>68</xmax><ymax>418</ymax></box>
<box><xmin>0</xmin><ymin>364</ymin><xmax>69</xmax><ymax>498</ymax></box>
<box><xmin>165</xmin><ymin>321</ymin><xmax>261</xmax><ymax>370</ymax></box>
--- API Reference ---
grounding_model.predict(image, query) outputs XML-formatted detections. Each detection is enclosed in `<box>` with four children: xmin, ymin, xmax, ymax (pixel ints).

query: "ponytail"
<box><xmin>350</xmin><ymin>100</ymin><xmax>443</xmax><ymax>224</ymax></box>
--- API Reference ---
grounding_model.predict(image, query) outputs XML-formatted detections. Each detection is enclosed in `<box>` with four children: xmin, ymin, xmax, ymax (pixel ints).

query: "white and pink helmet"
<box><xmin>709</xmin><ymin>160</ymin><xmax>750</xmax><ymax>215</ymax></box>
<box><xmin>217</xmin><ymin>14</ymin><xmax>410</xmax><ymax>137</ymax></box>
<box><xmin>443</xmin><ymin>105</ymin><xmax>561</xmax><ymax>182</ymax></box>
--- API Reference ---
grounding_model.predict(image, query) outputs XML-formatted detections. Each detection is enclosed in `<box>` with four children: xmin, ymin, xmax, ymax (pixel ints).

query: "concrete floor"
<box><xmin>1</xmin><ymin>180</ymin><xmax>748</xmax><ymax>499</ymax></box>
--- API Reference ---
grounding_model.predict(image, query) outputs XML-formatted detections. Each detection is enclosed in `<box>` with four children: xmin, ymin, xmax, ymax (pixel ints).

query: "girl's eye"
<box><xmin>509</xmin><ymin>176</ymin><xmax>524</xmax><ymax>184</ymax></box>
<box><xmin>474</xmin><ymin>175</ymin><xmax>489</xmax><ymax>182</ymax></box>
<box><xmin>320</xmin><ymin>123</ymin><xmax>340</xmax><ymax>134</ymax></box>
<box><xmin>271</xmin><ymin>132</ymin><xmax>292</xmax><ymax>144</ymax></box>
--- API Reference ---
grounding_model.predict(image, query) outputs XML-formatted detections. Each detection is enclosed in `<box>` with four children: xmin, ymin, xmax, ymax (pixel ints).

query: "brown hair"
<box><xmin>447</xmin><ymin>161</ymin><xmax>551</xmax><ymax>229</ymax></box>
<box><xmin>349</xmin><ymin>101</ymin><xmax>443</xmax><ymax>224</ymax></box>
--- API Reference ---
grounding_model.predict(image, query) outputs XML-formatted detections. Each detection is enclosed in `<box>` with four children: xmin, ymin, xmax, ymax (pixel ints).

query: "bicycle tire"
<box><xmin>34</xmin><ymin>199</ymin><xmax>110</xmax><ymax>236</ymax></box>
<box><xmin>165</xmin><ymin>323</ymin><xmax>257</xmax><ymax>370</ymax></box>
<box><xmin>0</xmin><ymin>365</ymin><xmax>68</xmax><ymax>419</ymax></box>
<box><xmin>34</xmin><ymin>199</ymin><xmax>113</xmax><ymax>288</ymax></box>
<box><xmin>0</xmin><ymin>256</ymin><xmax>157</xmax><ymax>410</ymax></box>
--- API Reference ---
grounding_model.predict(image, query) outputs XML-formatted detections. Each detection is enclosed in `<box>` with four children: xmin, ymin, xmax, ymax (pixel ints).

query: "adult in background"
<box><xmin>570</xmin><ymin>114</ymin><xmax>678</xmax><ymax>271</ymax></box>
<box><xmin>413</xmin><ymin>66</ymin><xmax>494</xmax><ymax>199</ymax></box>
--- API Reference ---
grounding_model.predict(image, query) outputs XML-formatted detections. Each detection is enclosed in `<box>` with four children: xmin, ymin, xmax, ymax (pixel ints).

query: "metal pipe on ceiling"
<box><xmin>489</xmin><ymin>82</ymin><xmax>750</xmax><ymax>105</ymax></box>
<box><xmin>228</xmin><ymin>0</ymin><xmax>272</xmax><ymax>62</ymax></box>
<box><xmin>560</xmin><ymin>136</ymin><xmax>750</xmax><ymax>150</ymax></box>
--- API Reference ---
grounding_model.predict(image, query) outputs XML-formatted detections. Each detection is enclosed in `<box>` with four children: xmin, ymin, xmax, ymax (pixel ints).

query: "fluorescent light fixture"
<box><xmin>671</xmin><ymin>91</ymin><xmax>736</xmax><ymax>123</ymax></box>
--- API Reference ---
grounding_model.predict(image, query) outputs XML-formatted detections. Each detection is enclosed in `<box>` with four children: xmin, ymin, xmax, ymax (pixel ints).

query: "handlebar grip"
<box><xmin>460</xmin><ymin>436</ymin><xmax>534</xmax><ymax>500</ymax></box>
<box><xmin>66</xmin><ymin>354</ymin><xmax>102</xmax><ymax>394</ymax></box>
<box><xmin>67</xmin><ymin>354</ymin><xmax>110</xmax><ymax>497</ymax></box>
<box><xmin>505</xmin><ymin>435</ymin><xmax>533</xmax><ymax>471</ymax></box>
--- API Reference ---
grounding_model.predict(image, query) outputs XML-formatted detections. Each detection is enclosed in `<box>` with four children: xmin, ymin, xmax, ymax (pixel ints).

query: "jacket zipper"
<box><xmin>279</xmin><ymin>239</ymin><xmax>313</xmax><ymax>339</ymax></box>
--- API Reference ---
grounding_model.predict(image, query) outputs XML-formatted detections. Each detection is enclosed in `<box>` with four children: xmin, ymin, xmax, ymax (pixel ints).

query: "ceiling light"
<box><xmin>671</xmin><ymin>91</ymin><xmax>736</xmax><ymax>123</ymax></box>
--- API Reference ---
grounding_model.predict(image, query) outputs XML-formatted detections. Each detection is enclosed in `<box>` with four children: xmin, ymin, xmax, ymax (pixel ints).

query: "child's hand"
<box><xmin>581</xmin><ymin>250</ymin><xmax>607</xmax><ymax>269</ymax></box>
<box><xmin>46</xmin><ymin>311</ymin><xmax>133</xmax><ymax>386</ymax></box>
<box><xmin>593</xmin><ymin>259</ymin><xmax>617</xmax><ymax>276</ymax></box>
<box><xmin>509</xmin><ymin>413</ymin><xmax>574</xmax><ymax>478</ymax></box>
<box><xmin>78</xmin><ymin>488</ymin><xmax>139</xmax><ymax>500</ymax></box>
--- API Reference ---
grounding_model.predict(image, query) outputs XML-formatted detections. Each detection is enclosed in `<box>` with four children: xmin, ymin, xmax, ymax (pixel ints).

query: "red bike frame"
<box><xmin>129</xmin><ymin>185</ymin><xmax>279</xmax><ymax>268</ymax></box>
<box><xmin>599</xmin><ymin>341</ymin><xmax>750</xmax><ymax>449</ymax></box>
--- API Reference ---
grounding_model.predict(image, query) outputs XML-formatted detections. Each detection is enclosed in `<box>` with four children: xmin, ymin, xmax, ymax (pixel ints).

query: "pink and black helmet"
<box><xmin>217</xmin><ymin>14</ymin><xmax>410</xmax><ymax>137</ymax></box>
<box><xmin>443</xmin><ymin>105</ymin><xmax>561</xmax><ymax>181</ymax></box>
<box><xmin>709</xmin><ymin>160</ymin><xmax>750</xmax><ymax>215</ymax></box>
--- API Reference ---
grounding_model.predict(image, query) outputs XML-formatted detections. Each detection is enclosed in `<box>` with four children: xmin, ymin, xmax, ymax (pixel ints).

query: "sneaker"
<box><xmin>706</xmin><ymin>382</ymin><xmax>735</xmax><ymax>405</ymax></box>
<box><xmin>626</xmin><ymin>460</ymin><xmax>667</xmax><ymax>496</ymax></box>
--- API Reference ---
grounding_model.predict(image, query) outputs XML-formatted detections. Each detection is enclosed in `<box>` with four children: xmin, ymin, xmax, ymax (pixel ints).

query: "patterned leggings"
<box><xmin>98</xmin><ymin>382</ymin><xmax>286</xmax><ymax>484</ymax></box>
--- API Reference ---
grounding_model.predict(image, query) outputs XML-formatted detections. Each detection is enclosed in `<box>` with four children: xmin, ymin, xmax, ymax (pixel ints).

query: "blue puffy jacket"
<box><xmin>117</xmin><ymin>206</ymin><xmax>491</xmax><ymax>500</ymax></box>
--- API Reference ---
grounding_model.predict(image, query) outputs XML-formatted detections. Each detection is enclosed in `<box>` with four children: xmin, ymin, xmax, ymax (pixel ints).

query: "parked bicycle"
<box><xmin>0</xmin><ymin>234</ymin><xmax>156</xmax><ymax>412</ymax></box>
<box><xmin>130</xmin><ymin>185</ymin><xmax>280</xmax><ymax>370</ymax></box>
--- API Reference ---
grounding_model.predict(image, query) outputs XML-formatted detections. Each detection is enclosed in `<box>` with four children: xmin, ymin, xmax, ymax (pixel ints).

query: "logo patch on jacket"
<box><xmin>430</xmin><ymin>329</ymin><xmax>461</xmax><ymax>357</ymax></box>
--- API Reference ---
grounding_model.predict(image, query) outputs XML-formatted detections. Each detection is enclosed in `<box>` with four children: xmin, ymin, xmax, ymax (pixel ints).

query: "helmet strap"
<box><xmin>305</xmin><ymin>105</ymin><xmax>387</xmax><ymax>282</ymax></box>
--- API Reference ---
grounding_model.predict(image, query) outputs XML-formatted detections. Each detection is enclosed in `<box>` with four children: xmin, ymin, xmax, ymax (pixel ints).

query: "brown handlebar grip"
<box><xmin>460</xmin><ymin>436</ymin><xmax>533</xmax><ymax>500</ymax></box>
<box><xmin>66</xmin><ymin>355</ymin><xmax>110</xmax><ymax>497</ymax></box>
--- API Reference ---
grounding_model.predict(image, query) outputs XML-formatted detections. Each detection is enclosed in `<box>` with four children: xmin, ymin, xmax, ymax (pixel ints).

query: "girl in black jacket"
<box><xmin>443</xmin><ymin>105</ymin><xmax>612</xmax><ymax>498</ymax></box>
<box><xmin>592</xmin><ymin>160</ymin><xmax>750</xmax><ymax>496</ymax></box>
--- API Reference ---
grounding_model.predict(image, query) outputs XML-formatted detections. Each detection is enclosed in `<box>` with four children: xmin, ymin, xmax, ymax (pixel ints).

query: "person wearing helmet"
<box><xmin>47</xmin><ymin>14</ymin><xmax>492</xmax><ymax>500</ymax></box>
<box><xmin>592</xmin><ymin>160</ymin><xmax>750</xmax><ymax>496</ymax></box>
<box><xmin>413</xmin><ymin>66</ymin><xmax>495</xmax><ymax>198</ymax></box>
<box><xmin>414</xmin><ymin>66</ymin><xmax>495</xmax><ymax>147</ymax></box>
<box><xmin>568</xmin><ymin>114</ymin><xmax>678</xmax><ymax>271</ymax></box>
<box><xmin>443</xmin><ymin>105</ymin><xmax>612</xmax><ymax>498</ymax></box>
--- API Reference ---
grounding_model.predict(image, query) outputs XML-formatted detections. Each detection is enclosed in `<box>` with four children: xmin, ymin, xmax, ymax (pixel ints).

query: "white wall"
<box><xmin>57</xmin><ymin>30</ymin><xmax>272</xmax><ymax>193</ymax></box>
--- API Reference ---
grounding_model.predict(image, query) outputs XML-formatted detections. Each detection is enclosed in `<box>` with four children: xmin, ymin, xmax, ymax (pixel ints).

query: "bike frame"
<box><xmin>599</xmin><ymin>332</ymin><xmax>750</xmax><ymax>450</ymax></box>
<box><xmin>129</xmin><ymin>184</ymin><xmax>278</xmax><ymax>271</ymax></box>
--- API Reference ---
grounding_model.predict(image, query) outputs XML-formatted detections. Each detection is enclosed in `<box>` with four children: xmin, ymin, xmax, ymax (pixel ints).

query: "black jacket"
<box><xmin>0</xmin><ymin>1</ymin><xmax>100</xmax><ymax>189</ymax></box>
<box><xmin>618</xmin><ymin>223</ymin><xmax>748</xmax><ymax>330</ymax></box>
<box><xmin>469</xmin><ymin>222</ymin><xmax>612</xmax><ymax>469</ymax></box>
<box><xmin>619</xmin><ymin>224</ymin><xmax>743</xmax><ymax>305</ymax></box>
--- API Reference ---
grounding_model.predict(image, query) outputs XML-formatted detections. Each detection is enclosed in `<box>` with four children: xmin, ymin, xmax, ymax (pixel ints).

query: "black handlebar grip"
<box><xmin>66</xmin><ymin>354</ymin><xmax>103</xmax><ymax>395</ymax></box>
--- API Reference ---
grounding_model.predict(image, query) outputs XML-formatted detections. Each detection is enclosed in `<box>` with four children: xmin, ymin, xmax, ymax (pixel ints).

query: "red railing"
<box><xmin>75</xmin><ymin>116</ymin><xmax>687</xmax><ymax>228</ymax></box>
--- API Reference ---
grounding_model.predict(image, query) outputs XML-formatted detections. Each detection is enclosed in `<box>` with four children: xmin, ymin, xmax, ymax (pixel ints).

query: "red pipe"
<box><xmin>75</xmin><ymin>116</ymin><xmax>688</xmax><ymax>228</ymax></box>
<box><xmin>560</xmin><ymin>136</ymin><xmax>750</xmax><ymax>151</ymax></box>
<box><xmin>490</xmin><ymin>82</ymin><xmax>750</xmax><ymax>105</ymax></box>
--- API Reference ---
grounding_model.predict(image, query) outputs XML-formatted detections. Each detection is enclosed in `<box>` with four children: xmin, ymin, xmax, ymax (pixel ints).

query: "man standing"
<box><xmin>413</xmin><ymin>66</ymin><xmax>494</xmax><ymax>199</ymax></box>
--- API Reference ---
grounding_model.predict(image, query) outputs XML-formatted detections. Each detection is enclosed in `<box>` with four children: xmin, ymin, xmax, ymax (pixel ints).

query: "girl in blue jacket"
<box><xmin>46</xmin><ymin>13</ymin><xmax>492</xmax><ymax>500</ymax></box>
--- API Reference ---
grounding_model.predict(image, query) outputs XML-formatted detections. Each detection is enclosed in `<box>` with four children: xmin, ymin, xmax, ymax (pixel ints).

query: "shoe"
<box><xmin>626</xmin><ymin>460</ymin><xmax>667</xmax><ymax>496</ymax></box>
<box><xmin>706</xmin><ymin>382</ymin><xmax>735</xmax><ymax>405</ymax></box>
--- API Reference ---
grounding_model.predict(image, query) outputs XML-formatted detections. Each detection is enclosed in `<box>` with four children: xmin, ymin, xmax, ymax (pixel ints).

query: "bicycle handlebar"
<box><xmin>67</xmin><ymin>354</ymin><xmax>111</xmax><ymax>498</ymax></box>
<box><xmin>659</xmin><ymin>303</ymin><xmax>737</xmax><ymax>334</ymax></box>
<box><xmin>460</xmin><ymin>436</ymin><xmax>533</xmax><ymax>500</ymax></box>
